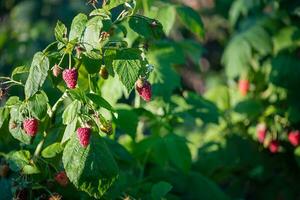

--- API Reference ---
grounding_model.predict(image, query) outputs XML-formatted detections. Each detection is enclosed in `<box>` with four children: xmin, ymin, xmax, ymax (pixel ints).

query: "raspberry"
<box><xmin>23</xmin><ymin>118</ymin><xmax>38</xmax><ymax>136</ymax></box>
<box><xmin>77</xmin><ymin>127</ymin><xmax>91</xmax><ymax>148</ymax></box>
<box><xmin>269</xmin><ymin>140</ymin><xmax>279</xmax><ymax>153</ymax></box>
<box><xmin>54</xmin><ymin>171</ymin><xmax>69</xmax><ymax>187</ymax></box>
<box><xmin>0</xmin><ymin>164</ymin><xmax>9</xmax><ymax>177</ymax></box>
<box><xmin>288</xmin><ymin>130</ymin><xmax>300</xmax><ymax>146</ymax></box>
<box><xmin>99</xmin><ymin>66</ymin><xmax>109</xmax><ymax>79</ymax></box>
<box><xmin>136</xmin><ymin>79</ymin><xmax>152</xmax><ymax>102</ymax></box>
<box><xmin>256</xmin><ymin>123</ymin><xmax>267</xmax><ymax>143</ymax></box>
<box><xmin>52</xmin><ymin>64</ymin><xmax>62</xmax><ymax>77</ymax></box>
<box><xmin>62</xmin><ymin>68</ymin><xmax>78</xmax><ymax>89</ymax></box>
<box><xmin>239</xmin><ymin>79</ymin><xmax>250</xmax><ymax>96</ymax></box>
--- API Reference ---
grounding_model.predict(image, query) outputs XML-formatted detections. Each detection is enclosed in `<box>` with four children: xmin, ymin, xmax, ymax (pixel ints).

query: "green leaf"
<box><xmin>42</xmin><ymin>142</ymin><xmax>63</xmax><ymax>158</ymax></box>
<box><xmin>234</xmin><ymin>99</ymin><xmax>263</xmax><ymax>120</ymax></box>
<box><xmin>115</xmin><ymin>105</ymin><xmax>138</xmax><ymax>138</ymax></box>
<box><xmin>63</xmin><ymin>134</ymin><xmax>119</xmax><ymax>199</ymax></box>
<box><xmin>148</xmin><ymin>42</ymin><xmax>182</xmax><ymax>99</ymax></box>
<box><xmin>62</xmin><ymin>100</ymin><xmax>81</xmax><ymax>125</ymax></box>
<box><xmin>104</xmin><ymin>0</ymin><xmax>128</xmax><ymax>10</ymax></box>
<box><xmin>69</xmin><ymin>13</ymin><xmax>88</xmax><ymax>42</ymax></box>
<box><xmin>5</xmin><ymin>96</ymin><xmax>21</xmax><ymax>107</ymax></box>
<box><xmin>270</xmin><ymin>53</ymin><xmax>300</xmax><ymax>90</ymax></box>
<box><xmin>151</xmin><ymin>181</ymin><xmax>172</xmax><ymax>200</ymax></box>
<box><xmin>164</xmin><ymin>134</ymin><xmax>191</xmax><ymax>173</ymax></box>
<box><xmin>113</xmin><ymin>48</ymin><xmax>143</xmax><ymax>92</ymax></box>
<box><xmin>54</xmin><ymin>20</ymin><xmax>67</xmax><ymax>43</ymax></box>
<box><xmin>28</xmin><ymin>91</ymin><xmax>49</xmax><ymax>120</ymax></box>
<box><xmin>7</xmin><ymin>150</ymin><xmax>30</xmax><ymax>171</ymax></box>
<box><xmin>25</xmin><ymin>52</ymin><xmax>50</xmax><ymax>99</ymax></box>
<box><xmin>222</xmin><ymin>35</ymin><xmax>251</xmax><ymax>78</ymax></box>
<box><xmin>61</xmin><ymin>118</ymin><xmax>77</xmax><ymax>144</ymax></box>
<box><xmin>83</xmin><ymin>16</ymin><xmax>103</xmax><ymax>51</ymax></box>
<box><xmin>9</xmin><ymin>105</ymin><xmax>31</xmax><ymax>144</ymax></box>
<box><xmin>185</xmin><ymin>92</ymin><xmax>220</xmax><ymax>124</ymax></box>
<box><xmin>7</xmin><ymin>150</ymin><xmax>39</xmax><ymax>174</ymax></box>
<box><xmin>11</xmin><ymin>66</ymin><xmax>29</xmax><ymax>79</ymax></box>
<box><xmin>128</xmin><ymin>15</ymin><xmax>164</xmax><ymax>39</ymax></box>
<box><xmin>87</xmin><ymin>93</ymin><xmax>114</xmax><ymax>111</ymax></box>
<box><xmin>273</xmin><ymin>26</ymin><xmax>300</xmax><ymax>54</ymax></box>
<box><xmin>0</xmin><ymin>107</ymin><xmax>9</xmax><ymax>129</ymax></box>
<box><xmin>244</xmin><ymin>25</ymin><xmax>272</xmax><ymax>56</ymax></box>
<box><xmin>104</xmin><ymin>138</ymin><xmax>133</xmax><ymax>164</ymax></box>
<box><xmin>149</xmin><ymin>4</ymin><xmax>176</xmax><ymax>36</ymax></box>
<box><xmin>176</xmin><ymin>5</ymin><xmax>204</xmax><ymax>38</ymax></box>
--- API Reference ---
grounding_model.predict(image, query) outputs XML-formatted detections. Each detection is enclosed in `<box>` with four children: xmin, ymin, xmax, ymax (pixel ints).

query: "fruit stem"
<box><xmin>33</xmin><ymin>131</ymin><xmax>46</xmax><ymax>160</ymax></box>
<box><xmin>49</xmin><ymin>91</ymin><xmax>68</xmax><ymax>118</ymax></box>
<box><xmin>68</xmin><ymin>53</ymin><xmax>72</xmax><ymax>69</ymax></box>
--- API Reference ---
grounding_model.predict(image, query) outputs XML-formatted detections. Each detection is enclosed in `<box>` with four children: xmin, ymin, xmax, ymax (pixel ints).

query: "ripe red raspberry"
<box><xmin>77</xmin><ymin>127</ymin><xmax>91</xmax><ymax>148</ymax></box>
<box><xmin>269</xmin><ymin>140</ymin><xmax>279</xmax><ymax>153</ymax></box>
<box><xmin>54</xmin><ymin>171</ymin><xmax>69</xmax><ymax>187</ymax></box>
<box><xmin>288</xmin><ymin>130</ymin><xmax>300</xmax><ymax>146</ymax></box>
<box><xmin>256</xmin><ymin>123</ymin><xmax>267</xmax><ymax>143</ymax></box>
<box><xmin>239</xmin><ymin>79</ymin><xmax>250</xmax><ymax>96</ymax></box>
<box><xmin>52</xmin><ymin>64</ymin><xmax>62</xmax><ymax>77</ymax></box>
<box><xmin>136</xmin><ymin>79</ymin><xmax>152</xmax><ymax>102</ymax></box>
<box><xmin>23</xmin><ymin>118</ymin><xmax>38</xmax><ymax>136</ymax></box>
<box><xmin>62</xmin><ymin>68</ymin><xmax>78</xmax><ymax>89</ymax></box>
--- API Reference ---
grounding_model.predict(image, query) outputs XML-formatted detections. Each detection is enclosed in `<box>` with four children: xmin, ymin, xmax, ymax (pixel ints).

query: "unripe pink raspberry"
<box><xmin>288</xmin><ymin>130</ymin><xmax>300</xmax><ymax>146</ymax></box>
<box><xmin>54</xmin><ymin>171</ymin><xmax>69</xmax><ymax>187</ymax></box>
<box><xmin>135</xmin><ymin>79</ymin><xmax>152</xmax><ymax>102</ymax></box>
<box><xmin>62</xmin><ymin>68</ymin><xmax>78</xmax><ymax>89</ymax></box>
<box><xmin>256</xmin><ymin>123</ymin><xmax>267</xmax><ymax>143</ymax></box>
<box><xmin>269</xmin><ymin>140</ymin><xmax>279</xmax><ymax>153</ymax></box>
<box><xmin>23</xmin><ymin>118</ymin><xmax>38</xmax><ymax>136</ymax></box>
<box><xmin>239</xmin><ymin>79</ymin><xmax>250</xmax><ymax>96</ymax></box>
<box><xmin>77</xmin><ymin>127</ymin><xmax>91</xmax><ymax>148</ymax></box>
<box><xmin>52</xmin><ymin>64</ymin><xmax>62</xmax><ymax>77</ymax></box>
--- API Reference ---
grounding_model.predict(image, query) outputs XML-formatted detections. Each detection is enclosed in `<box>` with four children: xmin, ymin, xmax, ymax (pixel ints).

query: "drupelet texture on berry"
<box><xmin>23</xmin><ymin>118</ymin><xmax>38</xmax><ymax>136</ymax></box>
<box><xmin>136</xmin><ymin>79</ymin><xmax>152</xmax><ymax>102</ymax></box>
<box><xmin>77</xmin><ymin>127</ymin><xmax>91</xmax><ymax>148</ymax></box>
<box><xmin>62</xmin><ymin>68</ymin><xmax>78</xmax><ymax>89</ymax></box>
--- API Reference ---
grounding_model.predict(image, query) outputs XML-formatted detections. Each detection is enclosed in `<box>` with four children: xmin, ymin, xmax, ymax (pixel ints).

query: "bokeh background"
<box><xmin>2</xmin><ymin>0</ymin><xmax>300</xmax><ymax>199</ymax></box>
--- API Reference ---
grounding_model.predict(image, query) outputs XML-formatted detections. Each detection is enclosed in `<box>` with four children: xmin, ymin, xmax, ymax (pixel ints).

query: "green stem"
<box><xmin>33</xmin><ymin>131</ymin><xmax>46</xmax><ymax>160</ymax></box>
<box><xmin>68</xmin><ymin>53</ymin><xmax>72</xmax><ymax>69</ymax></box>
<box><xmin>2</xmin><ymin>80</ymin><xmax>24</xmax><ymax>87</ymax></box>
<box><xmin>57</xmin><ymin>51</ymin><xmax>67</xmax><ymax>67</ymax></box>
<box><xmin>42</xmin><ymin>41</ymin><xmax>59</xmax><ymax>54</ymax></box>
<box><xmin>142</xmin><ymin>0</ymin><xmax>149</xmax><ymax>15</ymax></box>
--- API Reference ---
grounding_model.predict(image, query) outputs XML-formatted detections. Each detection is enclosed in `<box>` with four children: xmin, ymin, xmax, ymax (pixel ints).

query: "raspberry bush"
<box><xmin>2</xmin><ymin>0</ymin><xmax>300</xmax><ymax>199</ymax></box>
